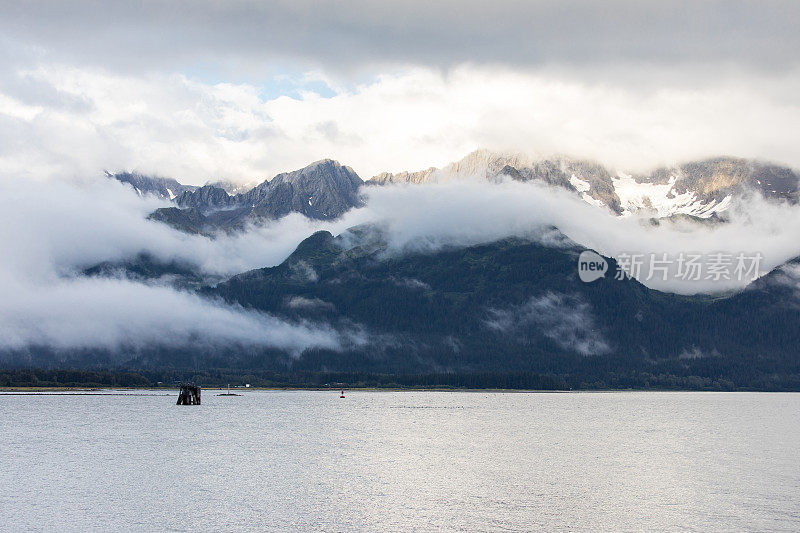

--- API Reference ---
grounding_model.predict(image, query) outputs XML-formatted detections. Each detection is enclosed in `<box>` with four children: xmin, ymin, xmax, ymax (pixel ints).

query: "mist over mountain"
<box><xmin>129</xmin><ymin>159</ymin><xmax>365</xmax><ymax>234</ymax></box>
<box><xmin>110</xmin><ymin>150</ymin><xmax>800</xmax><ymax>239</ymax></box>
<box><xmin>10</xmin><ymin>222</ymin><xmax>800</xmax><ymax>390</ymax></box>
<box><xmin>3</xmin><ymin>149</ymin><xmax>799</xmax><ymax>389</ymax></box>
<box><xmin>370</xmin><ymin>150</ymin><xmax>800</xmax><ymax>218</ymax></box>
<box><xmin>105</xmin><ymin>171</ymin><xmax>198</xmax><ymax>201</ymax></box>
<box><xmin>200</xmin><ymin>226</ymin><xmax>800</xmax><ymax>387</ymax></box>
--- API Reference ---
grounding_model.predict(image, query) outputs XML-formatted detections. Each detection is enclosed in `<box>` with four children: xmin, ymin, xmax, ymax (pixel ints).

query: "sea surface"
<box><xmin>1</xmin><ymin>391</ymin><xmax>799</xmax><ymax>532</ymax></box>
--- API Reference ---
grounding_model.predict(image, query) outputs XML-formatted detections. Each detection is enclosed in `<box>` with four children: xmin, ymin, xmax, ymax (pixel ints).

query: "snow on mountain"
<box><xmin>106</xmin><ymin>171</ymin><xmax>197</xmax><ymax>201</ymax></box>
<box><xmin>109</xmin><ymin>150</ymin><xmax>799</xmax><ymax>231</ymax></box>
<box><xmin>369</xmin><ymin>150</ymin><xmax>799</xmax><ymax>219</ymax></box>
<box><xmin>204</xmin><ymin>179</ymin><xmax>258</xmax><ymax>196</ymax></box>
<box><xmin>569</xmin><ymin>175</ymin><xmax>591</xmax><ymax>193</ymax></box>
<box><xmin>612</xmin><ymin>173</ymin><xmax>733</xmax><ymax>218</ymax></box>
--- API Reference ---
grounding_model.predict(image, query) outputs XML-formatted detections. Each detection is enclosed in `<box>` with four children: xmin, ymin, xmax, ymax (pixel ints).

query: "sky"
<box><xmin>1</xmin><ymin>1</ymin><xmax>800</xmax><ymax>355</ymax></box>
<box><xmin>1</xmin><ymin>0</ymin><xmax>799</xmax><ymax>184</ymax></box>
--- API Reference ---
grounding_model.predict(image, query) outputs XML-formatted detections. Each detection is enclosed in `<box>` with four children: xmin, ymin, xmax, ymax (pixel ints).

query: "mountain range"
<box><xmin>24</xmin><ymin>222</ymin><xmax>798</xmax><ymax>390</ymax></box>
<box><xmin>201</xmin><ymin>225</ymin><xmax>800</xmax><ymax>388</ymax></box>
<box><xmin>109</xmin><ymin>150</ymin><xmax>800</xmax><ymax>235</ymax></box>
<box><xmin>370</xmin><ymin>149</ymin><xmax>800</xmax><ymax>217</ymax></box>
<box><xmin>136</xmin><ymin>160</ymin><xmax>363</xmax><ymax>234</ymax></box>
<box><xmin>56</xmin><ymin>150</ymin><xmax>800</xmax><ymax>389</ymax></box>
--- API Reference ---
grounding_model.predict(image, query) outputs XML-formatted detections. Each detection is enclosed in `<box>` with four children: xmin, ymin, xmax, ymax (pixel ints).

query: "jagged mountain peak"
<box><xmin>271</xmin><ymin>159</ymin><xmax>362</xmax><ymax>185</ymax></box>
<box><xmin>141</xmin><ymin>158</ymin><xmax>366</xmax><ymax>233</ymax></box>
<box><xmin>369</xmin><ymin>149</ymin><xmax>800</xmax><ymax>218</ymax></box>
<box><xmin>106</xmin><ymin>170</ymin><xmax>197</xmax><ymax>200</ymax></box>
<box><xmin>114</xmin><ymin>150</ymin><xmax>800</xmax><ymax>236</ymax></box>
<box><xmin>203</xmin><ymin>179</ymin><xmax>256</xmax><ymax>195</ymax></box>
<box><xmin>175</xmin><ymin>184</ymin><xmax>235</xmax><ymax>210</ymax></box>
<box><xmin>368</xmin><ymin>150</ymin><xmax>609</xmax><ymax>187</ymax></box>
<box><xmin>259</xmin><ymin>159</ymin><xmax>364</xmax><ymax>220</ymax></box>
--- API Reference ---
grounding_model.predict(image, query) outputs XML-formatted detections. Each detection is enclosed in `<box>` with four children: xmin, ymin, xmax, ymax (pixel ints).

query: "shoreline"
<box><xmin>1</xmin><ymin>386</ymin><xmax>795</xmax><ymax>394</ymax></box>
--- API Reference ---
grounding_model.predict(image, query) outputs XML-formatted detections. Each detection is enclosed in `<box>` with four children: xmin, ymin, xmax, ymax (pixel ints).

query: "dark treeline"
<box><xmin>0</xmin><ymin>368</ymin><xmax>151</xmax><ymax>388</ymax></box>
<box><xmin>3</xmin><ymin>367</ymin><xmax>797</xmax><ymax>391</ymax></box>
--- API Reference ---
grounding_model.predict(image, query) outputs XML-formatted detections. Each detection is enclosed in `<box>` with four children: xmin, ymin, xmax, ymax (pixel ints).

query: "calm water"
<box><xmin>1</xmin><ymin>391</ymin><xmax>799</xmax><ymax>532</ymax></box>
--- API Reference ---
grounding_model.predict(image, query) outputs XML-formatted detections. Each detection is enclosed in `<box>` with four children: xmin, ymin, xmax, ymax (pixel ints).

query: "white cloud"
<box><xmin>286</xmin><ymin>296</ymin><xmax>335</xmax><ymax>311</ymax></box>
<box><xmin>485</xmin><ymin>292</ymin><xmax>610</xmax><ymax>356</ymax></box>
<box><xmin>350</xmin><ymin>180</ymin><xmax>800</xmax><ymax>294</ymax></box>
<box><xmin>0</xmin><ymin>277</ymin><xmax>343</xmax><ymax>352</ymax></box>
<box><xmin>0</xmin><ymin>177</ymin><xmax>360</xmax><ymax>352</ymax></box>
<box><xmin>1</xmin><ymin>65</ymin><xmax>799</xmax><ymax>185</ymax></box>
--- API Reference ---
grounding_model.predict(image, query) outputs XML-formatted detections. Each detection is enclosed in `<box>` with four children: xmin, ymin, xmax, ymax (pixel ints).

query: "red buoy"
<box><xmin>340</xmin><ymin>390</ymin><xmax>345</xmax><ymax>398</ymax></box>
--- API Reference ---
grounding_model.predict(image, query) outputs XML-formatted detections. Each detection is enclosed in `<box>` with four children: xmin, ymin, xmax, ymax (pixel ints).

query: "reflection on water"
<box><xmin>1</xmin><ymin>391</ymin><xmax>799</xmax><ymax>531</ymax></box>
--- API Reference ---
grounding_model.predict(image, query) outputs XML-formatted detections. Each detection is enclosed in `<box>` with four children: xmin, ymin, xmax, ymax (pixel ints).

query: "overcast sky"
<box><xmin>1</xmin><ymin>0</ymin><xmax>799</xmax><ymax>183</ymax></box>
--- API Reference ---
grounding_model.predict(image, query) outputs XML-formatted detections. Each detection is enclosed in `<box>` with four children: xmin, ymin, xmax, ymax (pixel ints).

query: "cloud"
<box><xmin>288</xmin><ymin>261</ymin><xmax>320</xmax><ymax>283</ymax></box>
<box><xmin>769</xmin><ymin>263</ymin><xmax>800</xmax><ymax>301</ymax></box>
<box><xmin>678</xmin><ymin>347</ymin><xmax>717</xmax><ymax>360</ymax></box>
<box><xmin>1</xmin><ymin>65</ymin><xmax>799</xmax><ymax>185</ymax></box>
<box><xmin>348</xmin><ymin>179</ymin><xmax>800</xmax><ymax>294</ymax></box>
<box><xmin>392</xmin><ymin>277</ymin><xmax>430</xmax><ymax>291</ymax></box>
<box><xmin>485</xmin><ymin>292</ymin><xmax>610</xmax><ymax>356</ymax></box>
<box><xmin>0</xmin><ymin>177</ymin><xmax>362</xmax><ymax>353</ymax></box>
<box><xmin>0</xmin><ymin>176</ymin><xmax>364</xmax><ymax>278</ymax></box>
<box><xmin>1</xmin><ymin>1</ymin><xmax>798</xmax><ymax>74</ymax></box>
<box><xmin>0</xmin><ymin>277</ymin><xmax>344</xmax><ymax>353</ymax></box>
<box><xmin>285</xmin><ymin>296</ymin><xmax>335</xmax><ymax>311</ymax></box>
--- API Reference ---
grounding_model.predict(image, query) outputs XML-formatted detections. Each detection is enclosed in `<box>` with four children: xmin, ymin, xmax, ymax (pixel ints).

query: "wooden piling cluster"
<box><xmin>176</xmin><ymin>383</ymin><xmax>201</xmax><ymax>405</ymax></box>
